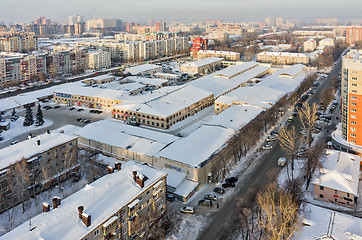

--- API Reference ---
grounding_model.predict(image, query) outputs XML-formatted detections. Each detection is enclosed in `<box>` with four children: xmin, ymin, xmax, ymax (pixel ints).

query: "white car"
<box><xmin>266</xmin><ymin>135</ymin><xmax>277</xmax><ymax>142</ymax></box>
<box><xmin>278</xmin><ymin>157</ymin><xmax>287</xmax><ymax>167</ymax></box>
<box><xmin>262</xmin><ymin>144</ymin><xmax>273</xmax><ymax>150</ymax></box>
<box><xmin>180</xmin><ymin>206</ymin><xmax>195</xmax><ymax>214</ymax></box>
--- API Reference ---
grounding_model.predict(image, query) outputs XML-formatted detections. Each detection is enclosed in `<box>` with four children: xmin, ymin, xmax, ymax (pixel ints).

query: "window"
<box><xmin>94</xmin><ymin>229</ymin><xmax>100</xmax><ymax>236</ymax></box>
<box><xmin>138</xmin><ymin>196</ymin><xmax>142</xmax><ymax>201</ymax></box>
<box><xmin>335</xmin><ymin>190</ymin><xmax>337</xmax><ymax>194</ymax></box>
<box><xmin>147</xmin><ymin>190</ymin><xmax>150</xmax><ymax>195</ymax></box>
<box><xmin>319</xmin><ymin>194</ymin><xmax>324</xmax><ymax>198</ymax></box>
<box><xmin>351</xmin><ymin>109</ymin><xmax>357</xmax><ymax>112</ymax></box>
<box><xmin>351</xmin><ymin>96</ymin><xmax>357</xmax><ymax>100</ymax></box>
<box><xmin>351</xmin><ymin>139</ymin><xmax>356</xmax><ymax>143</ymax></box>
<box><xmin>351</xmin><ymin>102</ymin><xmax>357</xmax><ymax>106</ymax></box>
<box><xmin>351</xmin><ymin>121</ymin><xmax>357</xmax><ymax>125</ymax></box>
<box><xmin>352</xmin><ymin>83</ymin><xmax>358</xmax><ymax>87</ymax></box>
<box><xmin>351</xmin><ymin>115</ymin><xmax>356</xmax><ymax>119</ymax></box>
<box><xmin>352</xmin><ymin>90</ymin><xmax>357</xmax><ymax>93</ymax></box>
<box><xmin>347</xmin><ymin>193</ymin><xmax>350</xmax><ymax>197</ymax></box>
<box><xmin>351</xmin><ymin>133</ymin><xmax>356</xmax><ymax>137</ymax></box>
<box><xmin>320</xmin><ymin>186</ymin><xmax>324</xmax><ymax>190</ymax></box>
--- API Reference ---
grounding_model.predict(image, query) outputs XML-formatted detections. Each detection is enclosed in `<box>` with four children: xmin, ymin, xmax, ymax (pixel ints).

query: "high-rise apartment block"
<box><xmin>346</xmin><ymin>26</ymin><xmax>362</xmax><ymax>45</ymax></box>
<box><xmin>341</xmin><ymin>50</ymin><xmax>362</xmax><ymax>145</ymax></box>
<box><xmin>0</xmin><ymin>32</ymin><xmax>38</xmax><ymax>53</ymax></box>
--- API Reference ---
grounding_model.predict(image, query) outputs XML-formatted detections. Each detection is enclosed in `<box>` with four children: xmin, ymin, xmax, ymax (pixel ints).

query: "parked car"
<box><xmin>213</xmin><ymin>187</ymin><xmax>225</xmax><ymax>194</ymax></box>
<box><xmin>166</xmin><ymin>193</ymin><xmax>176</xmax><ymax>202</ymax></box>
<box><xmin>77</xmin><ymin>108</ymin><xmax>84</xmax><ymax>112</ymax></box>
<box><xmin>180</xmin><ymin>206</ymin><xmax>195</xmax><ymax>214</ymax></box>
<box><xmin>54</xmin><ymin>105</ymin><xmax>60</xmax><ymax>109</ymax></box>
<box><xmin>278</xmin><ymin>157</ymin><xmax>287</xmax><ymax>167</ymax></box>
<box><xmin>204</xmin><ymin>194</ymin><xmax>218</xmax><ymax>201</ymax></box>
<box><xmin>270</xmin><ymin>130</ymin><xmax>279</xmax><ymax>136</ymax></box>
<box><xmin>198</xmin><ymin>199</ymin><xmax>213</xmax><ymax>207</ymax></box>
<box><xmin>10</xmin><ymin>140</ymin><xmax>19</xmax><ymax>145</ymax></box>
<box><xmin>89</xmin><ymin>109</ymin><xmax>95</xmax><ymax>113</ymax></box>
<box><xmin>287</xmin><ymin>116</ymin><xmax>294</xmax><ymax>122</ymax></box>
<box><xmin>222</xmin><ymin>182</ymin><xmax>235</xmax><ymax>188</ymax></box>
<box><xmin>266</xmin><ymin>135</ymin><xmax>277</xmax><ymax>142</ymax></box>
<box><xmin>262</xmin><ymin>144</ymin><xmax>272</xmax><ymax>150</ymax></box>
<box><xmin>225</xmin><ymin>177</ymin><xmax>238</xmax><ymax>183</ymax></box>
<box><xmin>68</xmin><ymin>107</ymin><xmax>75</xmax><ymax>111</ymax></box>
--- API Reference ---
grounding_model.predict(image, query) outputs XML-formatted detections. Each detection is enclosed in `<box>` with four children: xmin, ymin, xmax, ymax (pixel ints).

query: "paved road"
<box><xmin>196</xmin><ymin>61</ymin><xmax>342</xmax><ymax>240</ymax></box>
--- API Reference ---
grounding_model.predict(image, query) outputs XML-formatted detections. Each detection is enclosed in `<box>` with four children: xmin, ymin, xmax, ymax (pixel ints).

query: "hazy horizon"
<box><xmin>1</xmin><ymin>0</ymin><xmax>362</xmax><ymax>24</ymax></box>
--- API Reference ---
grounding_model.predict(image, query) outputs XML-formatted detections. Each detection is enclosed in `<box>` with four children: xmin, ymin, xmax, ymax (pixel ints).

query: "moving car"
<box><xmin>266</xmin><ymin>135</ymin><xmax>277</xmax><ymax>141</ymax></box>
<box><xmin>262</xmin><ymin>144</ymin><xmax>273</xmax><ymax>150</ymax></box>
<box><xmin>180</xmin><ymin>206</ymin><xmax>195</xmax><ymax>214</ymax></box>
<box><xmin>278</xmin><ymin>157</ymin><xmax>287</xmax><ymax>167</ymax></box>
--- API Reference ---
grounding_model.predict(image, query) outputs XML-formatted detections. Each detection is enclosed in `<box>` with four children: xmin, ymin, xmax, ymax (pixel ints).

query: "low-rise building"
<box><xmin>256</xmin><ymin>51</ymin><xmax>309</xmax><ymax>65</ymax></box>
<box><xmin>0</xmin><ymin>131</ymin><xmax>78</xmax><ymax>213</ymax></box>
<box><xmin>82</xmin><ymin>74</ymin><xmax>115</xmax><ymax>86</ymax></box>
<box><xmin>180</xmin><ymin>57</ymin><xmax>223</xmax><ymax>75</ymax></box>
<box><xmin>112</xmin><ymin>85</ymin><xmax>214</xmax><ymax>129</ymax></box>
<box><xmin>195</xmin><ymin>50</ymin><xmax>241</xmax><ymax>61</ymax></box>
<box><xmin>304</xmin><ymin>39</ymin><xmax>317</xmax><ymax>52</ymax></box>
<box><xmin>319</xmin><ymin>38</ymin><xmax>335</xmax><ymax>47</ymax></box>
<box><xmin>312</xmin><ymin>150</ymin><xmax>360</xmax><ymax>208</ymax></box>
<box><xmin>2</xmin><ymin>161</ymin><xmax>167</xmax><ymax>240</ymax></box>
<box><xmin>125</xmin><ymin>64</ymin><xmax>162</xmax><ymax>76</ymax></box>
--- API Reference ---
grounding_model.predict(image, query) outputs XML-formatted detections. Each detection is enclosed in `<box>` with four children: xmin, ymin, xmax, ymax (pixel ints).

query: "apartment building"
<box><xmin>112</xmin><ymin>85</ymin><xmax>214</xmax><ymax>129</ymax></box>
<box><xmin>346</xmin><ymin>26</ymin><xmax>362</xmax><ymax>45</ymax></box>
<box><xmin>195</xmin><ymin>50</ymin><xmax>241</xmax><ymax>61</ymax></box>
<box><xmin>340</xmin><ymin>50</ymin><xmax>362</xmax><ymax>146</ymax></box>
<box><xmin>313</xmin><ymin>150</ymin><xmax>360</xmax><ymax>208</ymax></box>
<box><xmin>2</xmin><ymin>161</ymin><xmax>167</xmax><ymax>240</ymax></box>
<box><xmin>87</xmin><ymin>50</ymin><xmax>111</xmax><ymax>71</ymax></box>
<box><xmin>304</xmin><ymin>39</ymin><xmax>317</xmax><ymax>52</ymax></box>
<box><xmin>0</xmin><ymin>32</ymin><xmax>38</xmax><ymax>53</ymax></box>
<box><xmin>257</xmin><ymin>51</ymin><xmax>309</xmax><ymax>65</ymax></box>
<box><xmin>0</xmin><ymin>131</ymin><xmax>78</xmax><ymax>213</ymax></box>
<box><xmin>319</xmin><ymin>38</ymin><xmax>335</xmax><ymax>47</ymax></box>
<box><xmin>180</xmin><ymin>57</ymin><xmax>223</xmax><ymax>75</ymax></box>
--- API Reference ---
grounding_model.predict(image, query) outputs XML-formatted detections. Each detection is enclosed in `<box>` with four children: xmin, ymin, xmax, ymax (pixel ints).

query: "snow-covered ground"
<box><xmin>1</xmin><ymin>117</ymin><xmax>53</xmax><ymax>143</ymax></box>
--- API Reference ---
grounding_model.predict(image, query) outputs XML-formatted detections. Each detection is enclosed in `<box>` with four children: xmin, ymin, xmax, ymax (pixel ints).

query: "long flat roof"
<box><xmin>75</xmin><ymin>120</ymin><xmax>179</xmax><ymax>156</ymax></box>
<box><xmin>113</xmin><ymin>85</ymin><xmax>213</xmax><ymax>117</ymax></box>
<box><xmin>2</xmin><ymin>161</ymin><xmax>167</xmax><ymax>240</ymax></box>
<box><xmin>0</xmin><ymin>132</ymin><xmax>77</xmax><ymax>170</ymax></box>
<box><xmin>125</xmin><ymin>64</ymin><xmax>161</xmax><ymax>75</ymax></box>
<box><xmin>181</xmin><ymin>57</ymin><xmax>223</xmax><ymax>68</ymax></box>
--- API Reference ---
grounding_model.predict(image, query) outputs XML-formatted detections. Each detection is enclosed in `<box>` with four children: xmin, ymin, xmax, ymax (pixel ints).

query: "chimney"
<box><xmin>115</xmin><ymin>162</ymin><xmax>121</xmax><ymax>171</ymax></box>
<box><xmin>28</xmin><ymin>134</ymin><xmax>32</xmax><ymax>139</ymax></box>
<box><xmin>78</xmin><ymin>206</ymin><xmax>84</xmax><ymax>219</ymax></box>
<box><xmin>81</xmin><ymin>213</ymin><xmax>91</xmax><ymax>227</ymax></box>
<box><xmin>52</xmin><ymin>197</ymin><xmax>61</xmax><ymax>209</ymax></box>
<box><xmin>107</xmin><ymin>166</ymin><xmax>114</xmax><ymax>174</ymax></box>
<box><xmin>36</xmin><ymin>140</ymin><xmax>40</xmax><ymax>146</ymax></box>
<box><xmin>133</xmin><ymin>171</ymin><xmax>137</xmax><ymax>181</ymax></box>
<box><xmin>42</xmin><ymin>202</ymin><xmax>50</xmax><ymax>213</ymax></box>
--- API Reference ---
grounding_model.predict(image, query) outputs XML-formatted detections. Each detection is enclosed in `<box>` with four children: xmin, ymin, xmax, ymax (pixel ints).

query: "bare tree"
<box><xmin>298</xmin><ymin>102</ymin><xmax>318</xmax><ymax>147</ymax></box>
<box><xmin>319</xmin><ymin>86</ymin><xmax>335</xmax><ymax>110</ymax></box>
<box><xmin>14</xmin><ymin>158</ymin><xmax>30</xmax><ymax>213</ymax></box>
<box><xmin>256</xmin><ymin>183</ymin><xmax>300</xmax><ymax>240</ymax></box>
<box><xmin>277</xmin><ymin>127</ymin><xmax>298</xmax><ymax>180</ymax></box>
<box><xmin>305</xmin><ymin>141</ymin><xmax>325</xmax><ymax>190</ymax></box>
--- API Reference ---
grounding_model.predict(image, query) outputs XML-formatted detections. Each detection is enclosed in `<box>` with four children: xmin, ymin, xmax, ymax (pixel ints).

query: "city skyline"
<box><xmin>2</xmin><ymin>0</ymin><xmax>362</xmax><ymax>24</ymax></box>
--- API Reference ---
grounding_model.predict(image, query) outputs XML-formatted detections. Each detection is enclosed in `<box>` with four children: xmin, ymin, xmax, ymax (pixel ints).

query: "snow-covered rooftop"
<box><xmin>312</xmin><ymin>150</ymin><xmax>360</xmax><ymax>195</ymax></box>
<box><xmin>0</xmin><ymin>132</ymin><xmax>77</xmax><ymax>171</ymax></box>
<box><xmin>216</xmin><ymin>86</ymin><xmax>285</xmax><ymax>109</ymax></box>
<box><xmin>197</xmin><ymin>50</ymin><xmax>240</xmax><ymax>55</ymax></box>
<box><xmin>257</xmin><ymin>51</ymin><xmax>308</xmax><ymax>58</ymax></box>
<box><xmin>126</xmin><ymin>76</ymin><xmax>168</xmax><ymax>87</ymax></box>
<box><xmin>75</xmin><ymin>120</ymin><xmax>179</xmax><ymax>156</ymax></box>
<box><xmin>187</xmin><ymin>62</ymin><xmax>269</xmax><ymax>97</ymax></box>
<box><xmin>207</xmin><ymin>105</ymin><xmax>264</xmax><ymax>131</ymax></box>
<box><xmin>157</xmin><ymin>125</ymin><xmax>235</xmax><ymax>168</ymax></box>
<box><xmin>54</xmin><ymin>85</ymin><xmax>126</xmax><ymax>101</ymax></box>
<box><xmin>1</xmin><ymin>161</ymin><xmax>167</xmax><ymax>240</ymax></box>
<box><xmin>296</xmin><ymin>204</ymin><xmax>362</xmax><ymax>239</ymax></box>
<box><xmin>125</xmin><ymin>64</ymin><xmax>161</xmax><ymax>75</ymax></box>
<box><xmin>162</xmin><ymin>168</ymin><xmax>186</xmax><ymax>189</ymax></box>
<box><xmin>181</xmin><ymin>57</ymin><xmax>223</xmax><ymax>68</ymax></box>
<box><xmin>113</xmin><ymin>85</ymin><xmax>213</xmax><ymax>117</ymax></box>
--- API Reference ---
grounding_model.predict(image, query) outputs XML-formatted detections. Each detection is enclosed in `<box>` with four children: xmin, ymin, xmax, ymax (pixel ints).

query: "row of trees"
<box><xmin>23</xmin><ymin>104</ymin><xmax>44</xmax><ymax>127</ymax></box>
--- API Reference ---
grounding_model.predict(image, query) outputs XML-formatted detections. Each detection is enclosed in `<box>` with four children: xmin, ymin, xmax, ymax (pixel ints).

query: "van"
<box><xmin>278</xmin><ymin>157</ymin><xmax>287</xmax><ymax>167</ymax></box>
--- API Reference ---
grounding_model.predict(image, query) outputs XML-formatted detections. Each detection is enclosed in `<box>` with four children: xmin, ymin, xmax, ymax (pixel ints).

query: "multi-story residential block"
<box><xmin>2</xmin><ymin>161</ymin><xmax>167</xmax><ymax>240</ymax></box>
<box><xmin>304</xmin><ymin>39</ymin><xmax>317</xmax><ymax>52</ymax></box>
<box><xmin>0</xmin><ymin>32</ymin><xmax>38</xmax><ymax>53</ymax></box>
<box><xmin>319</xmin><ymin>38</ymin><xmax>335</xmax><ymax>47</ymax></box>
<box><xmin>87</xmin><ymin>50</ymin><xmax>111</xmax><ymax>71</ymax></box>
<box><xmin>0</xmin><ymin>131</ymin><xmax>78</xmax><ymax>213</ymax></box>
<box><xmin>346</xmin><ymin>26</ymin><xmax>362</xmax><ymax>45</ymax></box>
<box><xmin>257</xmin><ymin>51</ymin><xmax>309</xmax><ymax>65</ymax></box>
<box><xmin>194</xmin><ymin>50</ymin><xmax>241</xmax><ymax>61</ymax></box>
<box><xmin>180</xmin><ymin>57</ymin><xmax>223</xmax><ymax>75</ymax></box>
<box><xmin>313</xmin><ymin>150</ymin><xmax>359</xmax><ymax>208</ymax></box>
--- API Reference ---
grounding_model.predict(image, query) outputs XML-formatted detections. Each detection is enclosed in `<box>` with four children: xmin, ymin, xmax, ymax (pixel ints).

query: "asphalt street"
<box><xmin>196</xmin><ymin>60</ymin><xmax>342</xmax><ymax>240</ymax></box>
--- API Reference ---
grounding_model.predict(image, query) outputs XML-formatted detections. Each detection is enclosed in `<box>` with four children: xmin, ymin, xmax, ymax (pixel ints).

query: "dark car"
<box><xmin>222</xmin><ymin>182</ymin><xmax>235</xmax><ymax>188</ymax></box>
<box><xmin>166</xmin><ymin>193</ymin><xmax>176</xmax><ymax>202</ymax></box>
<box><xmin>213</xmin><ymin>187</ymin><xmax>225</xmax><ymax>194</ymax></box>
<box><xmin>54</xmin><ymin>106</ymin><xmax>60</xmax><ymax>109</ymax></box>
<box><xmin>198</xmin><ymin>199</ymin><xmax>213</xmax><ymax>207</ymax></box>
<box><xmin>77</xmin><ymin>118</ymin><xmax>83</xmax><ymax>122</ymax></box>
<box><xmin>89</xmin><ymin>109</ymin><xmax>95</xmax><ymax>113</ymax></box>
<box><xmin>69</xmin><ymin>107</ymin><xmax>75</xmax><ymax>110</ymax></box>
<box><xmin>226</xmin><ymin>177</ymin><xmax>238</xmax><ymax>183</ymax></box>
<box><xmin>77</xmin><ymin>108</ymin><xmax>84</xmax><ymax>112</ymax></box>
